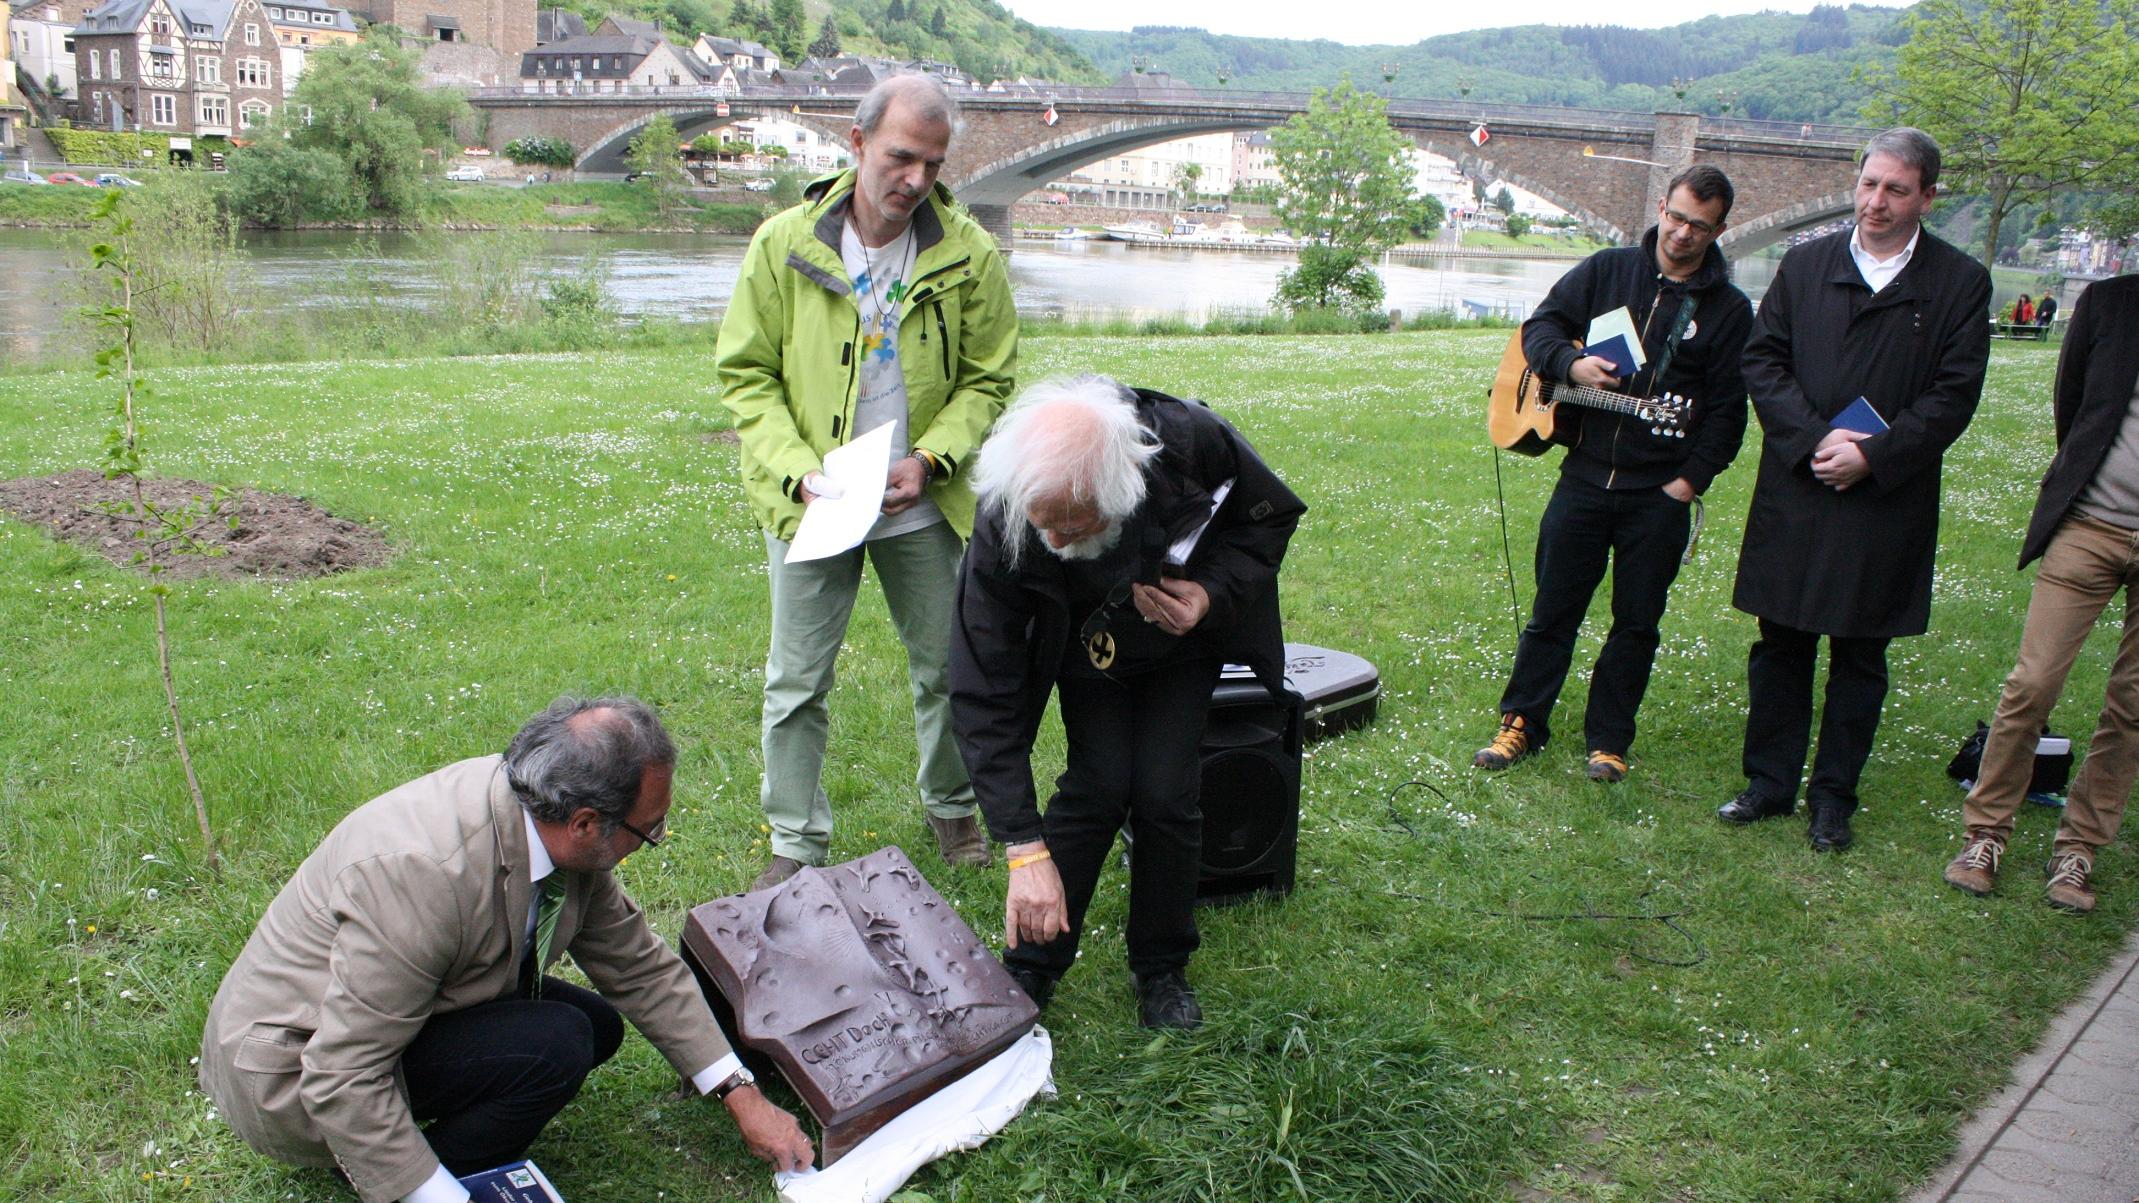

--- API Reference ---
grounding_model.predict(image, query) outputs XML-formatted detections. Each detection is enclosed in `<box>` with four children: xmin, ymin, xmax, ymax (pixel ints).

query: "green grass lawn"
<box><xmin>1460</xmin><ymin>230</ymin><xmax>1602</xmax><ymax>255</ymax></box>
<box><xmin>0</xmin><ymin>333</ymin><xmax>2127</xmax><ymax>1201</ymax></box>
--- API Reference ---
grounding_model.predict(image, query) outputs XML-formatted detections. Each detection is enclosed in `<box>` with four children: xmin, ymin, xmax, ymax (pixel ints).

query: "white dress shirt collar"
<box><xmin>1850</xmin><ymin>223</ymin><xmax>1920</xmax><ymax>294</ymax></box>
<box><xmin>522</xmin><ymin>808</ymin><xmax>555</xmax><ymax>886</ymax></box>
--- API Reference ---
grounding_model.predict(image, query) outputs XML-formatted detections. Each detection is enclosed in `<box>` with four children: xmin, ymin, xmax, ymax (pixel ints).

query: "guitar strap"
<box><xmin>1645</xmin><ymin>292</ymin><xmax>1700</xmax><ymax>394</ymax></box>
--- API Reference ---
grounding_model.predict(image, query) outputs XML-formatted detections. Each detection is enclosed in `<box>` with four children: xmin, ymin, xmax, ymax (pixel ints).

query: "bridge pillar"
<box><xmin>1644</xmin><ymin>112</ymin><xmax>1701</xmax><ymax>234</ymax></box>
<box><xmin>965</xmin><ymin>202</ymin><xmax>1015</xmax><ymax>253</ymax></box>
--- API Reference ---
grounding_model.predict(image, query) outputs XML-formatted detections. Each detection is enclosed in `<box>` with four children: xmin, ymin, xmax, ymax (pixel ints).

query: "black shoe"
<box><xmin>1135</xmin><ymin>970</ymin><xmax>1203</xmax><ymax>1030</ymax></box>
<box><xmin>1717</xmin><ymin>789</ymin><xmax>1794</xmax><ymax>824</ymax></box>
<box><xmin>1809</xmin><ymin>805</ymin><xmax>1853</xmax><ymax>852</ymax></box>
<box><xmin>1008</xmin><ymin>967</ymin><xmax>1055</xmax><ymax>1012</ymax></box>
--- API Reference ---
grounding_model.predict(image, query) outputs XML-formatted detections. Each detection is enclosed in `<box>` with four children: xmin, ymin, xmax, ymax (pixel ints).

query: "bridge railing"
<box><xmin>463</xmin><ymin>82</ymin><xmax>1872</xmax><ymax>144</ymax></box>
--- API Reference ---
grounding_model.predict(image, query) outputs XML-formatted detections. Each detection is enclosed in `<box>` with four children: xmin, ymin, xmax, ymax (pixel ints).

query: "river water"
<box><xmin>0</xmin><ymin>227</ymin><xmax>1781</xmax><ymax>364</ymax></box>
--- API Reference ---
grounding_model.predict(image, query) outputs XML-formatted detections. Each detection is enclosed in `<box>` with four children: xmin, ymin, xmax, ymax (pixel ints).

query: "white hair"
<box><xmin>972</xmin><ymin>374</ymin><xmax>1159</xmax><ymax>567</ymax></box>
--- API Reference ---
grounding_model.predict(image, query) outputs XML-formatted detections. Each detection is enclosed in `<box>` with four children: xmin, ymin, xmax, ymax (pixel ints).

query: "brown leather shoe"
<box><xmin>2046</xmin><ymin>850</ymin><xmax>2096</xmax><ymax>913</ymax></box>
<box><xmin>1943</xmin><ymin>833</ymin><xmax>2004</xmax><ymax>896</ymax></box>
<box><xmin>750</xmin><ymin>855</ymin><xmax>806</xmax><ymax>892</ymax></box>
<box><xmin>927</xmin><ymin>813</ymin><xmax>993</xmax><ymax>867</ymax></box>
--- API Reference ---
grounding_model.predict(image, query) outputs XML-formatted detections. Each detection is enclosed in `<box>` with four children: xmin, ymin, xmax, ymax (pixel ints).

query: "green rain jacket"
<box><xmin>716</xmin><ymin>169</ymin><xmax>1018</xmax><ymax>542</ymax></box>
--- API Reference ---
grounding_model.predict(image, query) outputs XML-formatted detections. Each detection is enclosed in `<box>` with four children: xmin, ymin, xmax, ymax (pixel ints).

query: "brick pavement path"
<box><xmin>1908</xmin><ymin>930</ymin><xmax>2139</xmax><ymax>1203</ymax></box>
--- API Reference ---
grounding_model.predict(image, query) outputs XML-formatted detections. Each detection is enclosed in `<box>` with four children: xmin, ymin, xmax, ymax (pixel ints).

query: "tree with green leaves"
<box><xmin>626</xmin><ymin>113</ymin><xmax>689</xmax><ymax>222</ymax></box>
<box><xmin>82</xmin><ymin>190</ymin><xmax>226</xmax><ymax>871</ymax></box>
<box><xmin>929</xmin><ymin>5</ymin><xmax>947</xmax><ymax>37</ymax></box>
<box><xmin>809</xmin><ymin>13</ymin><xmax>842</xmax><ymax>59</ymax></box>
<box><xmin>1505</xmin><ymin>212</ymin><xmax>1532</xmax><ymax>239</ymax></box>
<box><xmin>1864</xmin><ymin>0</ymin><xmax>2139</xmax><ymax>269</ymax></box>
<box><xmin>886</xmin><ymin>0</ymin><xmax>905</xmax><ymax>23</ymax></box>
<box><xmin>1492</xmin><ymin>185</ymin><xmax>1516</xmax><ymax>215</ymax></box>
<box><xmin>769</xmin><ymin>0</ymin><xmax>806</xmax><ymax>61</ymax></box>
<box><xmin>1269</xmin><ymin>79</ymin><xmax>1415</xmax><ymax>313</ymax></box>
<box><xmin>280</xmin><ymin>28</ymin><xmax>470</xmax><ymax>215</ymax></box>
<box><xmin>1407</xmin><ymin>193</ymin><xmax>1446</xmax><ymax>239</ymax></box>
<box><xmin>1172</xmin><ymin>160</ymin><xmax>1202</xmax><ymax>201</ymax></box>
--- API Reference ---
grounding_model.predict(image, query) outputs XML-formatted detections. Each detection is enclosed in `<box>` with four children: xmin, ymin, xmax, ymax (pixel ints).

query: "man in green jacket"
<box><xmin>716</xmin><ymin>72</ymin><xmax>1017</xmax><ymax>890</ymax></box>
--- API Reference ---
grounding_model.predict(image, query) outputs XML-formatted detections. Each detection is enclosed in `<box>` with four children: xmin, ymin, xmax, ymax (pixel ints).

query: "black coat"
<box><xmin>2018</xmin><ymin>275</ymin><xmax>2139</xmax><ymax>568</ymax></box>
<box><xmin>948</xmin><ymin>389</ymin><xmax>1306</xmax><ymax>847</ymax></box>
<box><xmin>1523</xmin><ymin>226</ymin><xmax>1753</xmax><ymax>494</ymax></box>
<box><xmin>1732</xmin><ymin>228</ymin><xmax>1991</xmax><ymax>638</ymax></box>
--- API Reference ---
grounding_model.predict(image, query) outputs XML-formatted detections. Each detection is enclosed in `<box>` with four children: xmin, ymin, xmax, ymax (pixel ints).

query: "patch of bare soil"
<box><xmin>0</xmin><ymin>469</ymin><xmax>392</xmax><ymax>581</ymax></box>
<box><xmin>544</xmin><ymin>204</ymin><xmax>603</xmax><ymax>217</ymax></box>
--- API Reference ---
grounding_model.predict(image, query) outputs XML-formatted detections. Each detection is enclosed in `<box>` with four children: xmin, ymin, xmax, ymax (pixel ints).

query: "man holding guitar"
<box><xmin>1475</xmin><ymin>165</ymin><xmax>1752</xmax><ymax>782</ymax></box>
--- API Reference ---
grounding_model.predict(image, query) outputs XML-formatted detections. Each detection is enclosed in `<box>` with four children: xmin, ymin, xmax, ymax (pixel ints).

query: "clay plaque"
<box><xmin>681</xmin><ymin>846</ymin><xmax>1039</xmax><ymax>1161</ymax></box>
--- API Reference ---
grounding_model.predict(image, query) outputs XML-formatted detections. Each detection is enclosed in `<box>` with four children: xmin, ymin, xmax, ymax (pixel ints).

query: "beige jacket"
<box><xmin>198</xmin><ymin>755</ymin><xmax>731</xmax><ymax>1203</ymax></box>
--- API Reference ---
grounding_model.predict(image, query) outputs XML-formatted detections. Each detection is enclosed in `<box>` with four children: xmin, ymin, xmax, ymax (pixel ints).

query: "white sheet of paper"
<box><xmin>1584</xmin><ymin>306</ymin><xmax>1647</xmax><ymax>370</ymax></box>
<box><xmin>785</xmin><ymin>420</ymin><xmax>897</xmax><ymax>564</ymax></box>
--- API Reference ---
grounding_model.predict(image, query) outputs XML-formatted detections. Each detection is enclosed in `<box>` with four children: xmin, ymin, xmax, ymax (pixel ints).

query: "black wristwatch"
<box><xmin>711</xmin><ymin>1065</ymin><xmax>756</xmax><ymax>1101</ymax></box>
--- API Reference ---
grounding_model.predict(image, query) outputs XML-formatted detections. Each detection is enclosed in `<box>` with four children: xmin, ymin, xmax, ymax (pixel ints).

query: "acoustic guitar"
<box><xmin>1486</xmin><ymin>329</ymin><xmax>1692</xmax><ymax>455</ymax></box>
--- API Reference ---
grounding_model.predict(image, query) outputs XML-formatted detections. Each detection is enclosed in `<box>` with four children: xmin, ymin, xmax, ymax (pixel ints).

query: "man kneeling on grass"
<box><xmin>948</xmin><ymin>375</ymin><xmax>1304</xmax><ymax>1029</ymax></box>
<box><xmin>198</xmin><ymin>696</ymin><xmax>813</xmax><ymax>1203</ymax></box>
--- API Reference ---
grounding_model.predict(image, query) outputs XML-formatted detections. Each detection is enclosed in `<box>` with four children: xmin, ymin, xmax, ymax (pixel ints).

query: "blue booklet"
<box><xmin>459</xmin><ymin>1161</ymin><xmax>565</xmax><ymax>1202</ymax></box>
<box><xmin>1584</xmin><ymin>333</ymin><xmax>1639</xmax><ymax>377</ymax></box>
<box><xmin>1831</xmin><ymin>396</ymin><xmax>1889</xmax><ymax>434</ymax></box>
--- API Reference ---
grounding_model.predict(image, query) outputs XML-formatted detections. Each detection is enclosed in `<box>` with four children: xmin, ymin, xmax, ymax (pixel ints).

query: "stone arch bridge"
<box><xmin>469</xmin><ymin>85</ymin><xmax>1867</xmax><ymax>252</ymax></box>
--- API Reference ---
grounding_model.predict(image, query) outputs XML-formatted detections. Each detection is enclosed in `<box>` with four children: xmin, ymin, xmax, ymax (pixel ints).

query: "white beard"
<box><xmin>1042</xmin><ymin>521</ymin><xmax>1123</xmax><ymax>561</ymax></box>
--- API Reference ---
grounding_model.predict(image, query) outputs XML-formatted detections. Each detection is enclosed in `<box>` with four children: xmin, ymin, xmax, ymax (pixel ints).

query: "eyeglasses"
<box><xmin>617</xmin><ymin>816</ymin><xmax>666</xmax><ymax>849</ymax></box>
<box><xmin>1078</xmin><ymin>577</ymin><xmax>1133</xmax><ymax>648</ymax></box>
<box><xmin>1661</xmin><ymin>207</ymin><xmax>1719</xmax><ymax>237</ymax></box>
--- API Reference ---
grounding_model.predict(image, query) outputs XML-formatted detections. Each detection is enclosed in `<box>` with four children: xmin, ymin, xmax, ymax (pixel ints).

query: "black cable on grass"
<box><xmin>1384</xmin><ymin>778</ymin><xmax>1451</xmax><ymax>838</ymax></box>
<box><xmin>1472</xmin><ymin>882</ymin><xmax>1707</xmax><ymax>968</ymax></box>
<box><xmin>1490</xmin><ymin>447</ymin><xmax>1524</xmax><ymax>642</ymax></box>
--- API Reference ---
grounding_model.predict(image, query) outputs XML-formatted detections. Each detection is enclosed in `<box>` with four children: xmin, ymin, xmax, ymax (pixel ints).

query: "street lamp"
<box><xmin>1380</xmin><ymin>62</ymin><xmax>1398</xmax><ymax>99</ymax></box>
<box><xmin>1715</xmin><ymin>88</ymin><xmax>1737</xmax><ymax>115</ymax></box>
<box><xmin>1457</xmin><ymin>75</ymin><xmax>1473</xmax><ymax>101</ymax></box>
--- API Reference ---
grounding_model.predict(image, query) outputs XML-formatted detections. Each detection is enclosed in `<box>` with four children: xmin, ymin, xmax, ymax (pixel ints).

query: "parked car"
<box><xmin>46</xmin><ymin>171</ymin><xmax>96</xmax><ymax>186</ymax></box>
<box><xmin>444</xmin><ymin>165</ymin><xmax>485</xmax><ymax>182</ymax></box>
<box><xmin>743</xmin><ymin>177</ymin><xmax>776</xmax><ymax>192</ymax></box>
<box><xmin>93</xmin><ymin>173</ymin><xmax>143</xmax><ymax>188</ymax></box>
<box><xmin>1</xmin><ymin>168</ymin><xmax>48</xmax><ymax>185</ymax></box>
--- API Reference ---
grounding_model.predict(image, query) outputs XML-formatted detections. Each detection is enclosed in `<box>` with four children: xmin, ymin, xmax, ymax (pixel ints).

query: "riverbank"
<box><xmin>0</xmin><ymin>332</ymin><xmax>2119</xmax><ymax>1203</ymax></box>
<box><xmin>0</xmin><ymin>179</ymin><xmax>767</xmax><ymax>233</ymax></box>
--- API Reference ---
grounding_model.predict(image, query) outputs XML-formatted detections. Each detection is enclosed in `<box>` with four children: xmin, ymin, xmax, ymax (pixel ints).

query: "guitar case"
<box><xmin>1280</xmin><ymin>642</ymin><xmax>1380</xmax><ymax>742</ymax></box>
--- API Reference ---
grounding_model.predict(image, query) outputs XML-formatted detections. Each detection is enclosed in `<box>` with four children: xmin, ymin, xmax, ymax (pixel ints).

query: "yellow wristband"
<box><xmin>1007</xmin><ymin>849</ymin><xmax>1052</xmax><ymax>871</ymax></box>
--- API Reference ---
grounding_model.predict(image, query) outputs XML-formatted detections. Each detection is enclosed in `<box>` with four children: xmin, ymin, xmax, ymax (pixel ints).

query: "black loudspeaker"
<box><xmin>1193</xmin><ymin>673</ymin><xmax>1303</xmax><ymax>905</ymax></box>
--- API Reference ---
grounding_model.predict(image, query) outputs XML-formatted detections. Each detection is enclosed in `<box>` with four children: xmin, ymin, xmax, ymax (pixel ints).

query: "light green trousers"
<box><xmin>759</xmin><ymin>521</ymin><xmax>976</xmax><ymax>864</ymax></box>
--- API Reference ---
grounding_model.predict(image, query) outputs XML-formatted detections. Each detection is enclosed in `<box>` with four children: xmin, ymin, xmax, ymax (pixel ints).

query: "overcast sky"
<box><xmin>998</xmin><ymin>0</ymin><xmax>1876</xmax><ymax>46</ymax></box>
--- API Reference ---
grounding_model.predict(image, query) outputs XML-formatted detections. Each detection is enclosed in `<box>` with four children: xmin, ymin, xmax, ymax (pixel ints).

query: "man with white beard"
<box><xmin>947</xmin><ymin>376</ymin><xmax>1305</xmax><ymax>1028</ymax></box>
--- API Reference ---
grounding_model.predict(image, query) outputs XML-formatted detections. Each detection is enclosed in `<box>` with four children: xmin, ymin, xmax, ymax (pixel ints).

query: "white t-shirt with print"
<box><xmin>841</xmin><ymin>220</ymin><xmax>944</xmax><ymax>541</ymax></box>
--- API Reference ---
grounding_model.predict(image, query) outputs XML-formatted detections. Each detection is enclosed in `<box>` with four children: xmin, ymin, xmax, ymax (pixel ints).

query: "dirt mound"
<box><xmin>0</xmin><ymin>469</ymin><xmax>392</xmax><ymax>581</ymax></box>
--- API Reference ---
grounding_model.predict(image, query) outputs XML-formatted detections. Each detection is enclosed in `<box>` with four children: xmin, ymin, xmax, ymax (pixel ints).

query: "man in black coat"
<box><xmin>1721</xmin><ymin>127</ymin><xmax>1992</xmax><ymax>850</ymax></box>
<box><xmin>948</xmin><ymin>375</ymin><xmax>1304</xmax><ymax>1029</ymax></box>
<box><xmin>1943</xmin><ymin>275</ymin><xmax>2139</xmax><ymax>912</ymax></box>
<box><xmin>1473</xmin><ymin>165</ymin><xmax>1752</xmax><ymax>783</ymax></box>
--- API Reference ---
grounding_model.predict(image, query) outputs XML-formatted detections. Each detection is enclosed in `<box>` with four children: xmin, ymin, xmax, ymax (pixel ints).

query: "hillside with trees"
<box><xmin>1051</xmin><ymin>4</ymin><xmax>1911</xmax><ymax>123</ymax></box>
<box><xmin>543</xmin><ymin>0</ymin><xmax>1100</xmax><ymax>83</ymax></box>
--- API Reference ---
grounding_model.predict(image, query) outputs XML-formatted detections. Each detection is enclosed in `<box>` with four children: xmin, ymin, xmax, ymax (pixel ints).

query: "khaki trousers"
<box><xmin>1964</xmin><ymin>515</ymin><xmax>2139</xmax><ymax>854</ymax></box>
<box><xmin>759</xmin><ymin>522</ymin><xmax>975</xmax><ymax>865</ymax></box>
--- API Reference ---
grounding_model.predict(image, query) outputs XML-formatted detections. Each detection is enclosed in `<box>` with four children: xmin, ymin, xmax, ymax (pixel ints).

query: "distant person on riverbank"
<box><xmin>1943</xmin><ymin>275</ymin><xmax>2139</xmax><ymax>912</ymax></box>
<box><xmin>2036</xmin><ymin>292</ymin><xmax>2058</xmax><ymax>339</ymax></box>
<box><xmin>197</xmin><ymin>697</ymin><xmax>815</xmax><ymax>1202</ymax></box>
<box><xmin>2014</xmin><ymin>293</ymin><xmax>2035</xmax><ymax>326</ymax></box>
<box><xmin>715</xmin><ymin>72</ymin><xmax>1017</xmax><ymax>890</ymax></box>
<box><xmin>1472</xmin><ymin>164</ymin><xmax>1751</xmax><ymax>784</ymax></box>
<box><xmin>1721</xmin><ymin>126</ymin><xmax>1990</xmax><ymax>851</ymax></box>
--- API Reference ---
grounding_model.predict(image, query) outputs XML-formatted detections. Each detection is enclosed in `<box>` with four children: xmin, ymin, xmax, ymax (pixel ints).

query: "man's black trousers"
<box><xmin>1499</xmin><ymin>473</ymin><xmax>1692</xmax><ymax>756</ymax></box>
<box><xmin>400</xmin><ymin>978</ymin><xmax>624</xmax><ymax>1176</ymax></box>
<box><xmin>1740</xmin><ymin>618</ymin><xmax>1892</xmax><ymax>813</ymax></box>
<box><xmin>1005</xmin><ymin>655</ymin><xmax>1221</xmax><ymax>983</ymax></box>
